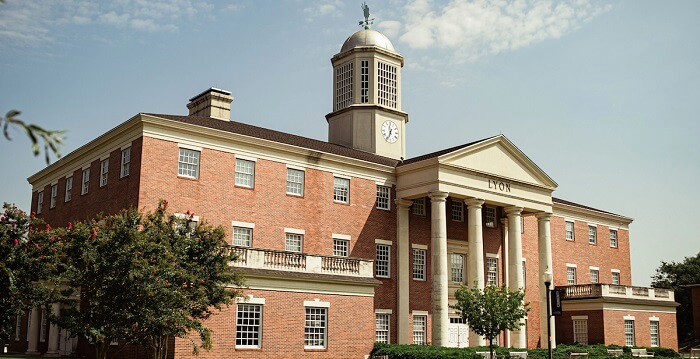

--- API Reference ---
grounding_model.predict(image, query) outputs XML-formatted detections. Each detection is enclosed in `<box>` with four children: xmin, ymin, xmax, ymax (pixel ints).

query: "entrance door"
<box><xmin>447</xmin><ymin>317</ymin><xmax>469</xmax><ymax>347</ymax></box>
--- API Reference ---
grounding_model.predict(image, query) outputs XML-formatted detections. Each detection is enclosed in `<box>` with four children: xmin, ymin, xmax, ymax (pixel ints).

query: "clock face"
<box><xmin>381</xmin><ymin>120</ymin><xmax>399</xmax><ymax>143</ymax></box>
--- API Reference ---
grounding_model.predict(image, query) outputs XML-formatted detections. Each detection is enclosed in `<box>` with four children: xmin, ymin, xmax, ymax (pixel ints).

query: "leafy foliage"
<box><xmin>651</xmin><ymin>252</ymin><xmax>700</xmax><ymax>341</ymax></box>
<box><xmin>0</xmin><ymin>203</ymin><xmax>62</xmax><ymax>342</ymax></box>
<box><xmin>55</xmin><ymin>201</ymin><xmax>244</xmax><ymax>359</ymax></box>
<box><xmin>451</xmin><ymin>284</ymin><xmax>529</xmax><ymax>357</ymax></box>
<box><xmin>1</xmin><ymin>110</ymin><xmax>64</xmax><ymax>164</ymax></box>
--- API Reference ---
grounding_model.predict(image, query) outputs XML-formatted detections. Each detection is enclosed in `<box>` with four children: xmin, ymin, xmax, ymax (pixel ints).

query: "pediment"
<box><xmin>439</xmin><ymin>135</ymin><xmax>557</xmax><ymax>189</ymax></box>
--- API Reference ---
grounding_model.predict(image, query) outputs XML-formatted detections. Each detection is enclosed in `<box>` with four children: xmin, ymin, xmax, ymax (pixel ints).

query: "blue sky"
<box><xmin>1</xmin><ymin>0</ymin><xmax>698</xmax><ymax>286</ymax></box>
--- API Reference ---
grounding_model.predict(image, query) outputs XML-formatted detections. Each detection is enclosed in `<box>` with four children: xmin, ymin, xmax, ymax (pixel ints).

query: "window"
<box><xmin>610</xmin><ymin>229</ymin><xmax>618</xmax><ymax>248</ymax></box>
<box><xmin>487</xmin><ymin>256</ymin><xmax>499</xmax><ymax>286</ymax></box>
<box><xmin>360</xmin><ymin>60</ymin><xmax>369</xmax><ymax>103</ymax></box>
<box><xmin>235</xmin><ymin>159</ymin><xmax>255</xmax><ymax>188</ymax></box>
<box><xmin>624</xmin><ymin>319</ymin><xmax>635</xmax><ymax>346</ymax></box>
<box><xmin>650</xmin><ymin>320</ymin><xmax>659</xmax><ymax>346</ymax></box>
<box><xmin>286</xmin><ymin>168</ymin><xmax>304</xmax><ymax>196</ymax></box>
<box><xmin>120</xmin><ymin>148</ymin><xmax>130</xmax><ymax>178</ymax></box>
<box><xmin>40</xmin><ymin>310</ymin><xmax>46</xmax><ymax>342</ymax></box>
<box><xmin>81</xmin><ymin>168</ymin><xmax>90</xmax><ymax>194</ymax></box>
<box><xmin>333</xmin><ymin>238</ymin><xmax>349</xmax><ymax>257</ymax></box>
<box><xmin>285</xmin><ymin>233</ymin><xmax>303</xmax><ymax>253</ymax></box>
<box><xmin>333</xmin><ymin>177</ymin><xmax>350</xmax><ymax>203</ymax></box>
<box><xmin>522</xmin><ymin>260</ymin><xmax>527</xmax><ymax>288</ymax></box>
<box><xmin>412</xmin><ymin>197</ymin><xmax>425</xmax><ymax>215</ymax></box>
<box><xmin>413</xmin><ymin>249</ymin><xmax>426</xmax><ymax>280</ymax></box>
<box><xmin>376</xmin><ymin>185</ymin><xmax>390</xmax><ymax>210</ymax></box>
<box><xmin>565</xmin><ymin>221</ymin><xmax>575</xmax><ymax>240</ymax></box>
<box><xmin>612</xmin><ymin>271</ymin><xmax>620</xmax><ymax>285</ymax></box>
<box><xmin>375</xmin><ymin>313</ymin><xmax>390</xmax><ymax>343</ymax></box>
<box><xmin>37</xmin><ymin>191</ymin><xmax>44</xmax><ymax>213</ymax></box>
<box><xmin>65</xmin><ymin>177</ymin><xmax>73</xmax><ymax>202</ymax></box>
<box><xmin>110</xmin><ymin>338</ymin><xmax>118</xmax><ymax>346</ymax></box>
<box><xmin>573</xmin><ymin>319</ymin><xmax>588</xmax><ymax>344</ymax></box>
<box><xmin>451</xmin><ymin>200</ymin><xmax>463</xmax><ymax>221</ymax></box>
<box><xmin>378</xmin><ymin>61</ymin><xmax>397</xmax><ymax>108</ymax></box>
<box><xmin>588</xmin><ymin>225</ymin><xmax>597</xmax><ymax>244</ymax></box>
<box><xmin>233</xmin><ymin>227</ymin><xmax>252</xmax><ymax>247</ymax></box>
<box><xmin>178</xmin><ymin>148</ymin><xmax>200</xmax><ymax>179</ymax></box>
<box><xmin>451</xmin><ymin>254</ymin><xmax>464</xmax><ymax>283</ymax></box>
<box><xmin>26</xmin><ymin>310</ymin><xmax>31</xmax><ymax>340</ymax></box>
<box><xmin>100</xmin><ymin>159</ymin><xmax>109</xmax><ymax>187</ymax></box>
<box><xmin>567</xmin><ymin>266</ymin><xmax>577</xmax><ymax>285</ymax></box>
<box><xmin>335</xmin><ymin>61</ymin><xmax>353</xmax><ymax>111</ymax></box>
<box><xmin>413</xmin><ymin>315</ymin><xmax>426</xmax><ymax>345</ymax></box>
<box><xmin>376</xmin><ymin>244</ymin><xmax>390</xmax><ymax>278</ymax></box>
<box><xmin>236</xmin><ymin>304</ymin><xmax>262</xmax><ymax>348</ymax></box>
<box><xmin>590</xmin><ymin>269</ymin><xmax>599</xmax><ymax>283</ymax></box>
<box><xmin>304</xmin><ymin>307</ymin><xmax>327</xmax><ymax>348</ymax></box>
<box><xmin>50</xmin><ymin>184</ymin><xmax>57</xmax><ymax>208</ymax></box>
<box><xmin>15</xmin><ymin>314</ymin><xmax>21</xmax><ymax>341</ymax></box>
<box><xmin>521</xmin><ymin>217</ymin><xmax>525</xmax><ymax>233</ymax></box>
<box><xmin>485</xmin><ymin>206</ymin><xmax>496</xmax><ymax>228</ymax></box>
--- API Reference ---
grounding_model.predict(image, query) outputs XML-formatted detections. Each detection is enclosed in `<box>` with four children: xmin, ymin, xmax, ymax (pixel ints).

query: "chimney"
<box><xmin>187</xmin><ymin>88</ymin><xmax>234</xmax><ymax>121</ymax></box>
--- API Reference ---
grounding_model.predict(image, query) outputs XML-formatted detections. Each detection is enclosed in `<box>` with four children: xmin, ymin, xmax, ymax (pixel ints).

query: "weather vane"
<box><xmin>359</xmin><ymin>2</ymin><xmax>374</xmax><ymax>29</ymax></box>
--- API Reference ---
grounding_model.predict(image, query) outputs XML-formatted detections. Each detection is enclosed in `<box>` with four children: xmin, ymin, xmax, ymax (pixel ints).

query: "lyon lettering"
<box><xmin>488</xmin><ymin>179</ymin><xmax>511</xmax><ymax>193</ymax></box>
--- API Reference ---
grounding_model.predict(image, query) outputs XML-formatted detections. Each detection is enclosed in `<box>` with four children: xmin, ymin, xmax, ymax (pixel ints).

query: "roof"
<box><xmin>146</xmin><ymin>113</ymin><xmax>400</xmax><ymax>167</ymax></box>
<box><xmin>398</xmin><ymin>136</ymin><xmax>496</xmax><ymax>165</ymax></box>
<box><xmin>340</xmin><ymin>29</ymin><xmax>395</xmax><ymax>53</ymax></box>
<box><xmin>553</xmin><ymin>197</ymin><xmax>627</xmax><ymax>218</ymax></box>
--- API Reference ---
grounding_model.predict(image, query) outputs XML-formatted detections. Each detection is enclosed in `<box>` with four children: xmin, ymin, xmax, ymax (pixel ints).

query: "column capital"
<box><xmin>464</xmin><ymin>198</ymin><xmax>484</xmax><ymax>208</ymax></box>
<box><xmin>395</xmin><ymin>198</ymin><xmax>413</xmax><ymax>208</ymax></box>
<box><xmin>428</xmin><ymin>191</ymin><xmax>449</xmax><ymax>202</ymax></box>
<box><xmin>504</xmin><ymin>206</ymin><xmax>523</xmax><ymax>215</ymax></box>
<box><xmin>535</xmin><ymin>212</ymin><xmax>553</xmax><ymax>220</ymax></box>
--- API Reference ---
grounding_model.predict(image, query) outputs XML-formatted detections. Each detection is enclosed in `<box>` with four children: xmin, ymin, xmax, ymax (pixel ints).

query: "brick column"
<box><xmin>536</xmin><ymin>212</ymin><xmax>556</xmax><ymax>349</ymax></box>
<box><xmin>465</xmin><ymin>198</ymin><xmax>486</xmax><ymax>346</ymax></box>
<box><xmin>429</xmin><ymin>191</ymin><xmax>449</xmax><ymax>346</ymax></box>
<box><xmin>45</xmin><ymin>302</ymin><xmax>61</xmax><ymax>356</ymax></box>
<box><xmin>505</xmin><ymin>206</ymin><xmax>526</xmax><ymax>348</ymax></box>
<box><xmin>396</xmin><ymin>198</ymin><xmax>413</xmax><ymax>344</ymax></box>
<box><xmin>26</xmin><ymin>306</ymin><xmax>40</xmax><ymax>355</ymax></box>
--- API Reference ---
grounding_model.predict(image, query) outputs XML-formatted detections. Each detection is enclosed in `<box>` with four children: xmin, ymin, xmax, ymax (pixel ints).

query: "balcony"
<box><xmin>558</xmin><ymin>283</ymin><xmax>675</xmax><ymax>302</ymax></box>
<box><xmin>229</xmin><ymin>246</ymin><xmax>374</xmax><ymax>278</ymax></box>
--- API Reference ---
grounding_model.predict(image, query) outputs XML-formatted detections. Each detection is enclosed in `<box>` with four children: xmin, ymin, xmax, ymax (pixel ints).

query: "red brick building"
<box><xmin>10</xmin><ymin>25</ymin><xmax>676</xmax><ymax>359</ymax></box>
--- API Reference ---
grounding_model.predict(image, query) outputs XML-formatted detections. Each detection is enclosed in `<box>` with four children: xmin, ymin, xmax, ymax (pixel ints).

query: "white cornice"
<box><xmin>553</xmin><ymin>202</ymin><xmax>633</xmax><ymax>228</ymax></box>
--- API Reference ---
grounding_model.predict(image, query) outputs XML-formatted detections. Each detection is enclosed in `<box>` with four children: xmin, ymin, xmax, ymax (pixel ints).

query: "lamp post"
<box><xmin>543</xmin><ymin>271</ymin><xmax>553</xmax><ymax>359</ymax></box>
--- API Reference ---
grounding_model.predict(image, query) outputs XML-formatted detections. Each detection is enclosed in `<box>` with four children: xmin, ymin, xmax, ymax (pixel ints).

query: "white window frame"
<box><xmin>611</xmin><ymin>269</ymin><xmax>621</xmax><ymax>285</ymax></box>
<box><xmin>412</xmin><ymin>197</ymin><xmax>425</xmax><ymax>216</ymax></box>
<box><xmin>286</xmin><ymin>167</ymin><xmax>304</xmax><ymax>196</ymax></box>
<box><xmin>567</xmin><ymin>264</ymin><xmax>577</xmax><ymax>285</ymax></box>
<box><xmin>624</xmin><ymin>318</ymin><xmax>635</xmax><ymax>346</ymax></box>
<box><xmin>451</xmin><ymin>253</ymin><xmax>465</xmax><ymax>284</ymax></box>
<box><xmin>235</xmin><ymin>158</ymin><xmax>255</xmax><ymax>188</ymax></box>
<box><xmin>451</xmin><ymin>200</ymin><xmax>464</xmax><ymax>222</ymax></box>
<box><xmin>565</xmin><ymin>220</ymin><xmax>575</xmax><ymax>241</ymax></box>
<box><xmin>412</xmin><ymin>248</ymin><xmax>426</xmax><ymax>281</ymax></box>
<box><xmin>412</xmin><ymin>314</ymin><xmax>427</xmax><ymax>345</ymax></box>
<box><xmin>120</xmin><ymin>147</ymin><xmax>130</xmax><ymax>178</ymax></box>
<box><xmin>333</xmin><ymin>176</ymin><xmax>350</xmax><ymax>203</ymax></box>
<box><xmin>81</xmin><ymin>168</ymin><xmax>90</xmax><ymax>195</ymax></box>
<box><xmin>285</xmin><ymin>232</ymin><xmax>303</xmax><ymax>253</ymax></box>
<box><xmin>100</xmin><ymin>159</ymin><xmax>109</xmax><ymax>187</ymax></box>
<box><xmin>487</xmin><ymin>255</ymin><xmax>499</xmax><ymax>286</ymax></box>
<box><xmin>572</xmin><ymin>316</ymin><xmax>588</xmax><ymax>345</ymax></box>
<box><xmin>376</xmin><ymin>185</ymin><xmax>391</xmax><ymax>210</ymax></box>
<box><xmin>375</xmin><ymin>312</ymin><xmax>390</xmax><ymax>344</ymax></box>
<box><xmin>232</xmin><ymin>222</ymin><xmax>254</xmax><ymax>247</ymax></box>
<box><xmin>37</xmin><ymin>191</ymin><xmax>44</xmax><ymax>213</ymax></box>
<box><xmin>50</xmin><ymin>184</ymin><xmax>57</xmax><ymax>209</ymax></box>
<box><xmin>26</xmin><ymin>310</ymin><xmax>31</xmax><ymax>341</ymax></box>
<box><xmin>65</xmin><ymin>177</ymin><xmax>73</xmax><ymax>202</ymax></box>
<box><xmin>484</xmin><ymin>206</ymin><xmax>497</xmax><ymax>228</ymax></box>
<box><xmin>376</xmin><ymin>241</ymin><xmax>391</xmax><ymax>278</ymax></box>
<box><xmin>588</xmin><ymin>224</ymin><xmax>597</xmax><ymax>244</ymax></box>
<box><xmin>610</xmin><ymin>229</ymin><xmax>618</xmax><ymax>248</ymax></box>
<box><xmin>522</xmin><ymin>259</ymin><xmax>527</xmax><ymax>288</ymax></box>
<box><xmin>39</xmin><ymin>309</ymin><xmax>47</xmax><ymax>342</ymax></box>
<box><xmin>235</xmin><ymin>303</ymin><xmax>263</xmax><ymax>348</ymax></box>
<box><xmin>590</xmin><ymin>266</ymin><xmax>599</xmax><ymax>284</ymax></box>
<box><xmin>650</xmin><ymin>318</ymin><xmax>659</xmax><ymax>347</ymax></box>
<box><xmin>360</xmin><ymin>60</ymin><xmax>369</xmax><ymax>103</ymax></box>
<box><xmin>333</xmin><ymin>236</ymin><xmax>350</xmax><ymax>257</ymax></box>
<box><xmin>177</xmin><ymin>148</ymin><xmax>200</xmax><ymax>179</ymax></box>
<box><xmin>304</xmin><ymin>306</ymin><xmax>328</xmax><ymax>349</ymax></box>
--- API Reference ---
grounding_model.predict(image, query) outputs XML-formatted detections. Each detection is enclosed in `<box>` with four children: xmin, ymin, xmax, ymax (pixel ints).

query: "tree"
<box><xmin>0</xmin><ymin>203</ymin><xmax>62</xmax><ymax>343</ymax></box>
<box><xmin>451</xmin><ymin>284</ymin><xmax>529</xmax><ymax>357</ymax></box>
<box><xmin>55</xmin><ymin>201</ymin><xmax>244</xmax><ymax>359</ymax></box>
<box><xmin>651</xmin><ymin>252</ymin><xmax>700</xmax><ymax>342</ymax></box>
<box><xmin>1</xmin><ymin>110</ymin><xmax>64</xmax><ymax>164</ymax></box>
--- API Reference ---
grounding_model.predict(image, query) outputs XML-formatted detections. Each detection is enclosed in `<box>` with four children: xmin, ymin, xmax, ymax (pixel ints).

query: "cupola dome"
<box><xmin>340</xmin><ymin>29</ymin><xmax>396</xmax><ymax>53</ymax></box>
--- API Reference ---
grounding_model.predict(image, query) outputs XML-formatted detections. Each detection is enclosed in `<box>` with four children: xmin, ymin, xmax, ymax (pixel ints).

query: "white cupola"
<box><xmin>326</xmin><ymin>6</ymin><xmax>408</xmax><ymax>160</ymax></box>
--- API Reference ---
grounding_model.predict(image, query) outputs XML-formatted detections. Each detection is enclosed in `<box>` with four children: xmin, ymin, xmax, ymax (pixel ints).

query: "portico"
<box><xmin>394</xmin><ymin>135</ymin><xmax>558</xmax><ymax>348</ymax></box>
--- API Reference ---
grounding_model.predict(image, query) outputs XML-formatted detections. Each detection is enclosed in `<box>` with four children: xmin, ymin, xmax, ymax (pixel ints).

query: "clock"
<box><xmin>381</xmin><ymin>120</ymin><xmax>399</xmax><ymax>143</ymax></box>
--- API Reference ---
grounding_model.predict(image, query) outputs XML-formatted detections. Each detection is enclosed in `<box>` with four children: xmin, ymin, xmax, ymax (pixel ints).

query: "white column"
<box><xmin>501</xmin><ymin>218</ymin><xmax>510</xmax><ymax>348</ymax></box>
<box><xmin>465</xmin><ymin>198</ymin><xmax>486</xmax><ymax>346</ymax></box>
<box><xmin>505</xmin><ymin>206</ymin><xmax>526</xmax><ymax>348</ymax></box>
<box><xmin>45</xmin><ymin>302</ymin><xmax>61</xmax><ymax>356</ymax></box>
<box><xmin>536</xmin><ymin>212</ymin><xmax>556</xmax><ymax>349</ymax></box>
<box><xmin>396</xmin><ymin>198</ymin><xmax>412</xmax><ymax>344</ymax></box>
<box><xmin>429</xmin><ymin>191</ymin><xmax>449</xmax><ymax>346</ymax></box>
<box><xmin>26</xmin><ymin>306</ymin><xmax>40</xmax><ymax>355</ymax></box>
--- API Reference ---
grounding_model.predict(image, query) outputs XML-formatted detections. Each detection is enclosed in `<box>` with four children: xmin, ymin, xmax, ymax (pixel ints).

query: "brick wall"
<box><xmin>556</xmin><ymin>310</ymin><xmax>605</xmax><ymax>344</ymax></box>
<box><xmin>603</xmin><ymin>310</ymin><xmax>677</xmax><ymax>350</ymax></box>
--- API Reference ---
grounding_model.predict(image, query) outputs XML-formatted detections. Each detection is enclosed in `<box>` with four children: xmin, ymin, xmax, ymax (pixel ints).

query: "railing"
<box><xmin>559</xmin><ymin>284</ymin><xmax>674</xmax><ymax>302</ymax></box>
<box><xmin>229</xmin><ymin>246</ymin><xmax>374</xmax><ymax>278</ymax></box>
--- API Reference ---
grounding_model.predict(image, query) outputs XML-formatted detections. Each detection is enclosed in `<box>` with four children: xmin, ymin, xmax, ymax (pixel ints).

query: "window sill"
<box><xmin>304</xmin><ymin>348</ymin><xmax>327</xmax><ymax>352</ymax></box>
<box><xmin>235</xmin><ymin>185</ymin><xmax>255</xmax><ymax>190</ymax></box>
<box><xmin>286</xmin><ymin>193</ymin><xmax>304</xmax><ymax>198</ymax></box>
<box><xmin>235</xmin><ymin>347</ymin><xmax>262</xmax><ymax>351</ymax></box>
<box><xmin>177</xmin><ymin>175</ymin><xmax>198</xmax><ymax>181</ymax></box>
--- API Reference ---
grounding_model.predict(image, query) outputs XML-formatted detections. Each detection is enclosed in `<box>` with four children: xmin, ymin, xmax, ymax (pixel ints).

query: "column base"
<box><xmin>44</xmin><ymin>351</ymin><xmax>61</xmax><ymax>357</ymax></box>
<box><xmin>25</xmin><ymin>350</ymin><xmax>41</xmax><ymax>355</ymax></box>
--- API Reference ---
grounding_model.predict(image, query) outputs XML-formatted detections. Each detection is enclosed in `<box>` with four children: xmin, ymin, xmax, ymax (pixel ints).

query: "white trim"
<box><xmin>285</xmin><ymin>163</ymin><xmax>306</xmax><ymax>171</ymax></box>
<box><xmin>649</xmin><ymin>316</ymin><xmax>659</xmax><ymax>321</ymax></box>
<box><xmin>82</xmin><ymin>164</ymin><xmax>91</xmax><ymax>170</ymax></box>
<box><xmin>589</xmin><ymin>266</ymin><xmax>600</xmax><ymax>270</ymax></box>
<box><xmin>50</xmin><ymin>180</ymin><xmax>58</xmax><ymax>186</ymax></box>
<box><xmin>375</xmin><ymin>239</ymin><xmax>392</xmax><ymax>246</ymax></box>
<box><xmin>588</xmin><ymin>223</ymin><xmax>598</xmax><ymax>228</ymax></box>
<box><xmin>412</xmin><ymin>244</ymin><xmax>428</xmax><ymax>250</ymax></box>
<box><xmin>486</xmin><ymin>253</ymin><xmax>499</xmax><ymax>258</ymax></box>
<box><xmin>332</xmin><ymin>233</ymin><xmax>351</xmax><ymax>240</ymax></box>
<box><xmin>611</xmin><ymin>268</ymin><xmax>621</xmax><ymax>273</ymax></box>
<box><xmin>375</xmin><ymin>309</ymin><xmax>393</xmax><ymax>314</ymax></box>
<box><xmin>284</xmin><ymin>227</ymin><xmax>305</xmax><ymax>235</ymax></box>
<box><xmin>65</xmin><ymin>173</ymin><xmax>73</xmax><ymax>179</ymax></box>
<box><xmin>304</xmin><ymin>299</ymin><xmax>330</xmax><ymax>308</ymax></box>
<box><xmin>624</xmin><ymin>315</ymin><xmax>636</xmax><ymax>320</ymax></box>
<box><xmin>99</xmin><ymin>153</ymin><xmax>110</xmax><ymax>161</ymax></box>
<box><xmin>235</xmin><ymin>154</ymin><xmax>257</xmax><ymax>162</ymax></box>
<box><xmin>232</xmin><ymin>221</ymin><xmax>255</xmax><ymax>229</ymax></box>
<box><xmin>236</xmin><ymin>295</ymin><xmax>265</xmax><ymax>305</ymax></box>
<box><xmin>522</xmin><ymin>258</ymin><xmax>526</xmax><ymax>262</ymax></box>
<box><xmin>566</xmin><ymin>263</ymin><xmax>577</xmax><ymax>268</ymax></box>
<box><xmin>333</xmin><ymin>172</ymin><xmax>351</xmax><ymax>180</ymax></box>
<box><xmin>571</xmin><ymin>315</ymin><xmax>589</xmax><ymax>320</ymax></box>
<box><xmin>412</xmin><ymin>310</ymin><xmax>428</xmax><ymax>316</ymax></box>
<box><xmin>120</xmin><ymin>143</ymin><xmax>132</xmax><ymax>150</ymax></box>
<box><xmin>177</xmin><ymin>143</ymin><xmax>202</xmax><ymax>151</ymax></box>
